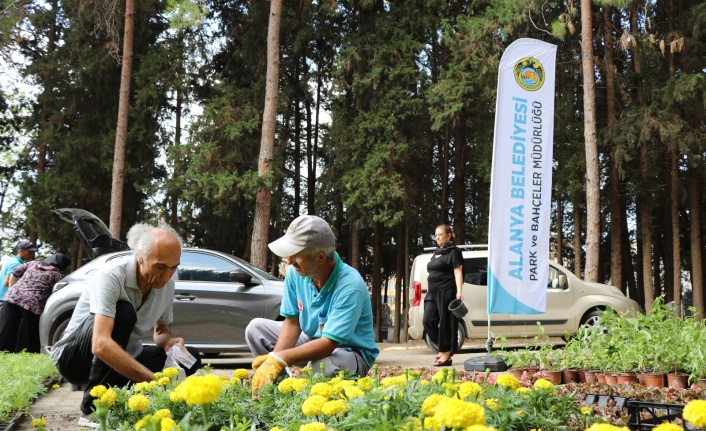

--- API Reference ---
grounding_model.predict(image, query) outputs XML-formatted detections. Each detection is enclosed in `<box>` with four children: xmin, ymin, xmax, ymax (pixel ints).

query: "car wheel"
<box><xmin>581</xmin><ymin>310</ymin><xmax>602</xmax><ymax>328</ymax></box>
<box><xmin>424</xmin><ymin>325</ymin><xmax>466</xmax><ymax>353</ymax></box>
<box><xmin>51</xmin><ymin>318</ymin><xmax>70</xmax><ymax>346</ymax></box>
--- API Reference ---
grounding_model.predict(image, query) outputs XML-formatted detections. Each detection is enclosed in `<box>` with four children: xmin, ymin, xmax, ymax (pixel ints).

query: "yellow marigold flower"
<box><xmin>154</xmin><ymin>372</ymin><xmax>163</xmax><ymax>380</ymax></box>
<box><xmin>134</xmin><ymin>382</ymin><xmax>151</xmax><ymax>393</ymax></box>
<box><xmin>496</xmin><ymin>374</ymin><xmax>521</xmax><ymax>390</ymax></box>
<box><xmin>652</xmin><ymin>424</ymin><xmax>684</xmax><ymax>431</ymax></box>
<box><xmin>322</xmin><ymin>399</ymin><xmax>348</xmax><ymax>416</ymax></box>
<box><xmin>310</xmin><ymin>382</ymin><xmax>334</xmax><ymax>398</ymax></box>
<box><xmin>421</xmin><ymin>394</ymin><xmax>447</xmax><ymax>416</ymax></box>
<box><xmin>160</xmin><ymin>417</ymin><xmax>179</xmax><ymax>431</ymax></box>
<box><xmin>533</xmin><ymin>378</ymin><xmax>554</xmax><ymax>389</ymax></box>
<box><xmin>176</xmin><ymin>373</ymin><xmax>224</xmax><ymax>406</ymax></box>
<box><xmin>89</xmin><ymin>385</ymin><xmax>107</xmax><ymax>398</ymax></box>
<box><xmin>515</xmin><ymin>410</ymin><xmax>526</xmax><ymax>417</ymax></box>
<box><xmin>328</xmin><ymin>377</ymin><xmax>342</xmax><ymax>384</ymax></box>
<box><xmin>342</xmin><ymin>386</ymin><xmax>364</xmax><ymax>399</ymax></box>
<box><xmin>219</xmin><ymin>375</ymin><xmax>229</xmax><ymax>382</ymax></box>
<box><xmin>149</xmin><ymin>381</ymin><xmax>159</xmax><ymax>388</ymax></box>
<box><xmin>533</xmin><ymin>378</ymin><xmax>556</xmax><ymax>393</ymax></box>
<box><xmin>278</xmin><ymin>377</ymin><xmax>296</xmax><ymax>393</ymax></box>
<box><xmin>163</xmin><ymin>367</ymin><xmax>179</xmax><ymax>379</ymax></box>
<box><xmin>684</xmin><ymin>399</ymin><xmax>706</xmax><ymax>428</ymax></box>
<box><xmin>101</xmin><ymin>389</ymin><xmax>117</xmax><ymax>407</ymax></box>
<box><xmin>301</xmin><ymin>395</ymin><xmax>328</xmax><ymax>417</ymax></box>
<box><xmin>458</xmin><ymin>381</ymin><xmax>483</xmax><ymax>399</ymax></box>
<box><xmin>292</xmin><ymin>378</ymin><xmax>309</xmax><ymax>392</ymax></box>
<box><xmin>299</xmin><ymin>423</ymin><xmax>328</xmax><ymax>431</ymax></box>
<box><xmin>128</xmin><ymin>394</ymin><xmax>150</xmax><ymax>411</ymax></box>
<box><xmin>420</xmin><ymin>379</ymin><xmax>430</xmax><ymax>385</ymax></box>
<box><xmin>485</xmin><ymin>398</ymin><xmax>500</xmax><ymax>410</ymax></box>
<box><xmin>516</xmin><ymin>387</ymin><xmax>532</xmax><ymax>396</ymax></box>
<box><xmin>464</xmin><ymin>426</ymin><xmax>499</xmax><ymax>431</ymax></box>
<box><xmin>580</xmin><ymin>406</ymin><xmax>593</xmax><ymax>415</ymax></box>
<box><xmin>585</xmin><ymin>424</ymin><xmax>630</xmax><ymax>431</ymax></box>
<box><xmin>135</xmin><ymin>414</ymin><xmax>152</xmax><ymax>430</ymax></box>
<box><xmin>154</xmin><ymin>409</ymin><xmax>172</xmax><ymax>419</ymax></box>
<box><xmin>51</xmin><ymin>384</ymin><xmax>60</xmax><ymax>389</ymax></box>
<box><xmin>357</xmin><ymin>377</ymin><xmax>373</xmax><ymax>390</ymax></box>
<box><xmin>381</xmin><ymin>376</ymin><xmax>407</xmax><ymax>387</ymax></box>
<box><xmin>233</xmin><ymin>369</ymin><xmax>250</xmax><ymax>380</ymax></box>
<box><xmin>431</xmin><ymin>369</ymin><xmax>446</xmax><ymax>384</ymax></box>
<box><xmin>158</xmin><ymin>377</ymin><xmax>171</xmax><ymax>386</ymax></box>
<box><xmin>270</xmin><ymin>428</ymin><xmax>283</xmax><ymax>431</ymax></box>
<box><xmin>435</xmin><ymin>397</ymin><xmax>485</xmax><ymax>429</ymax></box>
<box><xmin>169</xmin><ymin>389</ymin><xmax>184</xmax><ymax>403</ymax></box>
<box><xmin>31</xmin><ymin>417</ymin><xmax>46</xmax><ymax>427</ymax></box>
<box><xmin>423</xmin><ymin>416</ymin><xmax>441</xmax><ymax>431</ymax></box>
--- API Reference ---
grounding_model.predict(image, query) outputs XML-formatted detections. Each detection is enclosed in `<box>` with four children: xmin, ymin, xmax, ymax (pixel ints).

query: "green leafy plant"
<box><xmin>0</xmin><ymin>351</ymin><xmax>59</xmax><ymax>421</ymax></box>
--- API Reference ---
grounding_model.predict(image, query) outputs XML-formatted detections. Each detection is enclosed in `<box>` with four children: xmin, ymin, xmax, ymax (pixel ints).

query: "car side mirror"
<box><xmin>558</xmin><ymin>274</ymin><xmax>567</xmax><ymax>289</ymax></box>
<box><xmin>230</xmin><ymin>270</ymin><xmax>252</xmax><ymax>285</ymax></box>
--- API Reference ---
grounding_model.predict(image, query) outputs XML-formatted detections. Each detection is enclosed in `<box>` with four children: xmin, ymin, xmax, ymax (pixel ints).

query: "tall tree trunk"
<box><xmin>556</xmin><ymin>196</ymin><xmax>563</xmax><ymax>265</ymax></box>
<box><xmin>632</xmin><ymin>2</ymin><xmax>654</xmax><ymax>310</ymax></box>
<box><xmin>393</xmin><ymin>222</ymin><xmax>404</xmax><ymax>343</ymax></box>
<box><xmin>452</xmin><ymin>118</ymin><xmax>466</xmax><ymax>241</ymax></box>
<box><xmin>669</xmin><ymin>143</ymin><xmax>681</xmax><ymax>317</ymax></box>
<box><xmin>604</xmin><ymin>5</ymin><xmax>622</xmax><ymax>290</ymax></box>
<box><xmin>440</xmin><ymin>121</ymin><xmax>450</xmax><ymax>223</ymax></box>
<box><xmin>687</xmin><ymin>163</ymin><xmax>704</xmax><ymax>318</ymax></box>
<box><xmin>306</xmin><ymin>53</ymin><xmax>316</xmax><ymax>214</ymax></box>
<box><xmin>580</xmin><ymin>0</ymin><xmax>600</xmax><ymax>282</ymax></box>
<box><xmin>171</xmin><ymin>43</ymin><xmax>183</xmax><ymax>228</ymax></box>
<box><xmin>372</xmin><ymin>221</ymin><xmax>383</xmax><ymax>341</ymax></box>
<box><xmin>250</xmin><ymin>0</ymin><xmax>282</xmax><ymax>269</ymax></box>
<box><xmin>109</xmin><ymin>0</ymin><xmax>135</xmax><ymax>238</ymax></box>
<box><xmin>573</xmin><ymin>198</ymin><xmax>583</xmax><ymax>277</ymax></box>
<box><xmin>350</xmin><ymin>221</ymin><xmax>360</xmax><ymax>269</ymax></box>
<box><xmin>293</xmin><ymin>56</ymin><xmax>302</xmax><ymax>213</ymax></box>
<box><xmin>402</xmin><ymin>217</ymin><xmax>410</xmax><ymax>342</ymax></box>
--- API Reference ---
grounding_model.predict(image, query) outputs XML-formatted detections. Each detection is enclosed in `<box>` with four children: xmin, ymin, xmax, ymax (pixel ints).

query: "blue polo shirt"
<box><xmin>0</xmin><ymin>256</ymin><xmax>24</xmax><ymax>299</ymax></box>
<box><xmin>280</xmin><ymin>252</ymin><xmax>379</xmax><ymax>367</ymax></box>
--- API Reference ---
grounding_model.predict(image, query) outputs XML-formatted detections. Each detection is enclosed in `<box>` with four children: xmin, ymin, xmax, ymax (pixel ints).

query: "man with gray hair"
<box><xmin>51</xmin><ymin>223</ymin><xmax>201</xmax><ymax>425</ymax></box>
<box><xmin>246</xmin><ymin>215</ymin><xmax>378</xmax><ymax>396</ymax></box>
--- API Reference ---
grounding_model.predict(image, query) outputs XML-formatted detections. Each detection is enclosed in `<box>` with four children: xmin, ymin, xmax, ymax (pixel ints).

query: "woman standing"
<box><xmin>423</xmin><ymin>224</ymin><xmax>463</xmax><ymax>366</ymax></box>
<box><xmin>0</xmin><ymin>253</ymin><xmax>70</xmax><ymax>353</ymax></box>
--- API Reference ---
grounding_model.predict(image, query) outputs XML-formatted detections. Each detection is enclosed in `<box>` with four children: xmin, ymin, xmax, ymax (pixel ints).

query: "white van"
<box><xmin>407</xmin><ymin>245</ymin><xmax>640</xmax><ymax>351</ymax></box>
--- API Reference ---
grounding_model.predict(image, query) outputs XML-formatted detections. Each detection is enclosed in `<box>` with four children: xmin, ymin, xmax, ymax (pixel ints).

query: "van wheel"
<box><xmin>580</xmin><ymin>310</ymin><xmax>602</xmax><ymax>328</ymax></box>
<box><xmin>424</xmin><ymin>325</ymin><xmax>466</xmax><ymax>353</ymax></box>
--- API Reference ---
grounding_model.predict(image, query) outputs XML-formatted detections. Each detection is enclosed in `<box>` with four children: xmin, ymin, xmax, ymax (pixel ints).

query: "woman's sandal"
<box><xmin>433</xmin><ymin>358</ymin><xmax>453</xmax><ymax>367</ymax></box>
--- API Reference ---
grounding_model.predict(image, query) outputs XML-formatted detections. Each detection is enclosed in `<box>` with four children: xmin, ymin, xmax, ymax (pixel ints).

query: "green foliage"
<box><xmin>0</xmin><ymin>351</ymin><xmax>59</xmax><ymax>421</ymax></box>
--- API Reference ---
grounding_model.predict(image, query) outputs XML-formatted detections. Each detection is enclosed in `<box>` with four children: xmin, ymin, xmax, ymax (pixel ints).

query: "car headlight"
<box><xmin>53</xmin><ymin>281</ymin><xmax>69</xmax><ymax>293</ymax></box>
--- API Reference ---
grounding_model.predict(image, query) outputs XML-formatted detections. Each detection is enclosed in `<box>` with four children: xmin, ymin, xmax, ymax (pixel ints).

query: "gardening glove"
<box><xmin>252</xmin><ymin>352</ymin><xmax>287</xmax><ymax>397</ymax></box>
<box><xmin>251</xmin><ymin>354</ymin><xmax>268</xmax><ymax>371</ymax></box>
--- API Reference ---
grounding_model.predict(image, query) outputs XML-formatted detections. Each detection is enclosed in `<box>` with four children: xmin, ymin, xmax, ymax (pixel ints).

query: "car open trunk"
<box><xmin>53</xmin><ymin>208</ymin><xmax>129</xmax><ymax>259</ymax></box>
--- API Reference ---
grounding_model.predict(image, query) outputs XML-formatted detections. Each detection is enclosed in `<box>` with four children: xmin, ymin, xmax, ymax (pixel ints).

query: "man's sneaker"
<box><xmin>78</xmin><ymin>413</ymin><xmax>98</xmax><ymax>429</ymax></box>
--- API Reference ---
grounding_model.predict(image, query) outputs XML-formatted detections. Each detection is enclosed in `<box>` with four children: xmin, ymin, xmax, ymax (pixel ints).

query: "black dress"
<box><xmin>422</xmin><ymin>243</ymin><xmax>463</xmax><ymax>353</ymax></box>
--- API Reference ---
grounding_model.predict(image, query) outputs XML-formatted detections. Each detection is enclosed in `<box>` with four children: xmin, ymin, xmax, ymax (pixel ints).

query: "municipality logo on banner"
<box><xmin>487</xmin><ymin>38</ymin><xmax>557</xmax><ymax>314</ymax></box>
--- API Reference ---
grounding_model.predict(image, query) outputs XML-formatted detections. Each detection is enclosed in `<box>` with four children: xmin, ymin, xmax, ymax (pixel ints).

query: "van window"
<box><xmin>463</xmin><ymin>257</ymin><xmax>488</xmax><ymax>285</ymax></box>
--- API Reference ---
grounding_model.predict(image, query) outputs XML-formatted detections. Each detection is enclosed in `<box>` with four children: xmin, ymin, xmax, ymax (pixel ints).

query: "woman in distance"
<box><xmin>0</xmin><ymin>253</ymin><xmax>70</xmax><ymax>353</ymax></box>
<box><xmin>423</xmin><ymin>224</ymin><xmax>463</xmax><ymax>366</ymax></box>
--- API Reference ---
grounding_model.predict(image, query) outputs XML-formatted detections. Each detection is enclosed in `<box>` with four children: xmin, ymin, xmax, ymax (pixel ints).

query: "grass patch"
<box><xmin>0</xmin><ymin>351</ymin><xmax>59</xmax><ymax>422</ymax></box>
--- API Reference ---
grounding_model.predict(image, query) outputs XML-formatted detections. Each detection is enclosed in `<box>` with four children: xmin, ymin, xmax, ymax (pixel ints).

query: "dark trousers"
<box><xmin>0</xmin><ymin>301</ymin><xmax>41</xmax><ymax>353</ymax></box>
<box><xmin>422</xmin><ymin>288</ymin><xmax>459</xmax><ymax>354</ymax></box>
<box><xmin>55</xmin><ymin>301</ymin><xmax>201</xmax><ymax>415</ymax></box>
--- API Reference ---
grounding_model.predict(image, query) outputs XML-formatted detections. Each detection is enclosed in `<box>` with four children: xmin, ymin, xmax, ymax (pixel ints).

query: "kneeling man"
<box><xmin>51</xmin><ymin>223</ymin><xmax>201</xmax><ymax>422</ymax></box>
<box><xmin>246</xmin><ymin>215</ymin><xmax>378</xmax><ymax>396</ymax></box>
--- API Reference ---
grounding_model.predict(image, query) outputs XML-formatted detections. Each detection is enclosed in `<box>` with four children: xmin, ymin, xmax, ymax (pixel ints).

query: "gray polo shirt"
<box><xmin>51</xmin><ymin>254</ymin><xmax>174</xmax><ymax>364</ymax></box>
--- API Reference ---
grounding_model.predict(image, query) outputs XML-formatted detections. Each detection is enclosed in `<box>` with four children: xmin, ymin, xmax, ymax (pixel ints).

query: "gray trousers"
<box><xmin>245</xmin><ymin>318</ymin><xmax>369</xmax><ymax>377</ymax></box>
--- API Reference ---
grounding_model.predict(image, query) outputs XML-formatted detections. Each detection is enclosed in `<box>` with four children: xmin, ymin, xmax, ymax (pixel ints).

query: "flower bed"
<box><xmin>77</xmin><ymin>365</ymin><xmax>706</xmax><ymax>431</ymax></box>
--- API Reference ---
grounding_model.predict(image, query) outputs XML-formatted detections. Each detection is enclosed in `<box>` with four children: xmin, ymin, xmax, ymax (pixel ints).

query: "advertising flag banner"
<box><xmin>487</xmin><ymin>38</ymin><xmax>557</xmax><ymax>314</ymax></box>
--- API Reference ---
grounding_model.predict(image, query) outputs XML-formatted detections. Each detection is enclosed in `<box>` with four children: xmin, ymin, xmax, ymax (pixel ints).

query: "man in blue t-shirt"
<box><xmin>246</xmin><ymin>215</ymin><xmax>378</xmax><ymax>396</ymax></box>
<box><xmin>0</xmin><ymin>240</ymin><xmax>37</xmax><ymax>299</ymax></box>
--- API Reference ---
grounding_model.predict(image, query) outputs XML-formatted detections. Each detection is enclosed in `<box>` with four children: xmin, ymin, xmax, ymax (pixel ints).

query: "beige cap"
<box><xmin>268</xmin><ymin>215</ymin><xmax>336</xmax><ymax>257</ymax></box>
